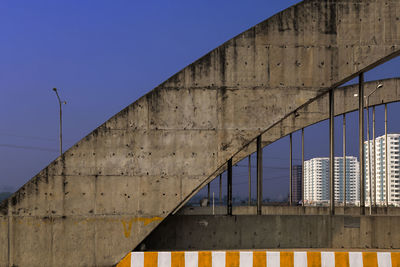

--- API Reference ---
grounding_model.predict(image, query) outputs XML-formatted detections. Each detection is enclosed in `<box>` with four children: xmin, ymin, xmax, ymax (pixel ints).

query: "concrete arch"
<box><xmin>0</xmin><ymin>0</ymin><xmax>399</xmax><ymax>266</ymax></box>
<box><xmin>179</xmin><ymin>77</ymin><xmax>400</xmax><ymax>212</ymax></box>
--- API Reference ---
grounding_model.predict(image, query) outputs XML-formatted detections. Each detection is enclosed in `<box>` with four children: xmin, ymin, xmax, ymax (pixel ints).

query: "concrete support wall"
<box><xmin>176</xmin><ymin>206</ymin><xmax>400</xmax><ymax>216</ymax></box>
<box><xmin>141</xmin><ymin>214</ymin><xmax>400</xmax><ymax>251</ymax></box>
<box><xmin>0</xmin><ymin>0</ymin><xmax>399</xmax><ymax>266</ymax></box>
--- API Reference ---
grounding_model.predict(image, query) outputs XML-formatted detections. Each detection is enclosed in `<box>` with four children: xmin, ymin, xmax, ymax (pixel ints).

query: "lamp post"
<box><xmin>52</xmin><ymin>88</ymin><xmax>67</xmax><ymax>156</ymax></box>
<box><xmin>365</xmin><ymin>83</ymin><xmax>383</xmax><ymax>214</ymax></box>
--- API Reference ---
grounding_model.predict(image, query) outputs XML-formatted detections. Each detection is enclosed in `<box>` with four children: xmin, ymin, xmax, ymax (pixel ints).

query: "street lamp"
<box><xmin>365</xmin><ymin>83</ymin><xmax>383</xmax><ymax>214</ymax></box>
<box><xmin>52</xmin><ymin>88</ymin><xmax>67</xmax><ymax>156</ymax></box>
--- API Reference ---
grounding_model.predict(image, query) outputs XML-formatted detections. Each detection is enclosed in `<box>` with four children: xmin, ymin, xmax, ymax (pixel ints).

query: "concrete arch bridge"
<box><xmin>1</xmin><ymin>0</ymin><xmax>400</xmax><ymax>266</ymax></box>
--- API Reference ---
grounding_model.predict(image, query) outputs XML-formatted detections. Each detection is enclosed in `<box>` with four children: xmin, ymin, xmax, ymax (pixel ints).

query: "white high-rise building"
<box><xmin>365</xmin><ymin>133</ymin><xmax>400</xmax><ymax>206</ymax></box>
<box><xmin>304</xmin><ymin>157</ymin><xmax>359</xmax><ymax>205</ymax></box>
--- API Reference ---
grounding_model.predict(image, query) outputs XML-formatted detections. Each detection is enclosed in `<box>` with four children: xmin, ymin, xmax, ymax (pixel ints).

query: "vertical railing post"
<box><xmin>227</xmin><ymin>158</ymin><xmax>233</xmax><ymax>215</ymax></box>
<box><xmin>343</xmin><ymin>113</ymin><xmax>346</xmax><ymax>208</ymax></box>
<box><xmin>248</xmin><ymin>155</ymin><xmax>251</xmax><ymax>206</ymax></box>
<box><xmin>373</xmin><ymin>106</ymin><xmax>376</xmax><ymax>208</ymax></box>
<box><xmin>302</xmin><ymin>128</ymin><xmax>305</xmax><ymax>206</ymax></box>
<box><xmin>385</xmin><ymin>104</ymin><xmax>388</xmax><ymax>207</ymax></box>
<box><xmin>367</xmin><ymin>99</ymin><xmax>372</xmax><ymax>215</ymax></box>
<box><xmin>329</xmin><ymin>89</ymin><xmax>335</xmax><ymax>215</ymax></box>
<box><xmin>290</xmin><ymin>133</ymin><xmax>293</xmax><ymax>206</ymax></box>
<box><xmin>219</xmin><ymin>174</ymin><xmax>222</xmax><ymax>205</ymax></box>
<box><xmin>257</xmin><ymin>136</ymin><xmax>263</xmax><ymax>215</ymax></box>
<box><xmin>359</xmin><ymin>73</ymin><xmax>365</xmax><ymax>214</ymax></box>
<box><xmin>207</xmin><ymin>183</ymin><xmax>210</xmax><ymax>203</ymax></box>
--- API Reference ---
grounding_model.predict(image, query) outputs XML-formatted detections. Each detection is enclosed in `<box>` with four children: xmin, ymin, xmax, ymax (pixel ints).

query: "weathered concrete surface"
<box><xmin>175</xmin><ymin>78</ymin><xmax>400</xmax><ymax>210</ymax></box>
<box><xmin>0</xmin><ymin>0</ymin><xmax>399</xmax><ymax>266</ymax></box>
<box><xmin>140</xmin><ymin>215</ymin><xmax>400</xmax><ymax>251</ymax></box>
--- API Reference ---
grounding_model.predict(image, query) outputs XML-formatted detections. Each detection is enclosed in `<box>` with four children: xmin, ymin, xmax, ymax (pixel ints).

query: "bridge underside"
<box><xmin>1</xmin><ymin>0</ymin><xmax>400</xmax><ymax>266</ymax></box>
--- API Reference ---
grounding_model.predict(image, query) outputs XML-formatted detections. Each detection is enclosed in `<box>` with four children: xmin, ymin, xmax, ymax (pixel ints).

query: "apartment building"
<box><xmin>304</xmin><ymin>156</ymin><xmax>359</xmax><ymax>205</ymax></box>
<box><xmin>365</xmin><ymin>133</ymin><xmax>400</xmax><ymax>206</ymax></box>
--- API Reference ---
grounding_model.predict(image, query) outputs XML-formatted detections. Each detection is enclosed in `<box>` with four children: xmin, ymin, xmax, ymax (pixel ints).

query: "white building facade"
<box><xmin>365</xmin><ymin>133</ymin><xmax>400</xmax><ymax>206</ymax></box>
<box><xmin>304</xmin><ymin>157</ymin><xmax>359</xmax><ymax>205</ymax></box>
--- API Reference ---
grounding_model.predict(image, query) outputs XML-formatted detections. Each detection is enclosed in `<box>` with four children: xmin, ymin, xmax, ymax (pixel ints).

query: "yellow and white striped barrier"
<box><xmin>117</xmin><ymin>251</ymin><xmax>400</xmax><ymax>267</ymax></box>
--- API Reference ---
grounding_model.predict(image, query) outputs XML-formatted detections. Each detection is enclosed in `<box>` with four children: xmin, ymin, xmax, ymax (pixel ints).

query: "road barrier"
<box><xmin>117</xmin><ymin>251</ymin><xmax>400</xmax><ymax>267</ymax></box>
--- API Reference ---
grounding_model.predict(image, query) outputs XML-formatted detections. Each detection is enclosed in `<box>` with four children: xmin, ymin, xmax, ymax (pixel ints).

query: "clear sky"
<box><xmin>0</xmin><ymin>1</ymin><xmax>399</xmax><ymax>200</ymax></box>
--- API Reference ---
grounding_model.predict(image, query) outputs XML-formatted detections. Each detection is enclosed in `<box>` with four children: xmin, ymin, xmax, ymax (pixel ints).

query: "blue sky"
<box><xmin>0</xmin><ymin>1</ymin><xmax>399</xmax><ymax>199</ymax></box>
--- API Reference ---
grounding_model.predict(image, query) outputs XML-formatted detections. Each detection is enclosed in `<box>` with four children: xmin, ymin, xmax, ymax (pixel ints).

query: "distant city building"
<box><xmin>291</xmin><ymin>165</ymin><xmax>302</xmax><ymax>203</ymax></box>
<box><xmin>365</xmin><ymin>133</ymin><xmax>400</xmax><ymax>206</ymax></box>
<box><xmin>304</xmin><ymin>157</ymin><xmax>359</xmax><ymax>205</ymax></box>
